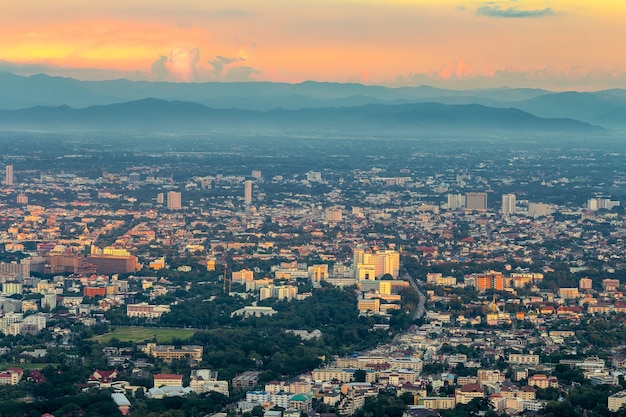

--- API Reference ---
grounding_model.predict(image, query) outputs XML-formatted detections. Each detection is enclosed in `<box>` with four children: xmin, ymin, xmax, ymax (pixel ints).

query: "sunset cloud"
<box><xmin>1</xmin><ymin>1</ymin><xmax>625</xmax><ymax>89</ymax></box>
<box><xmin>476</xmin><ymin>5</ymin><xmax>556</xmax><ymax>18</ymax></box>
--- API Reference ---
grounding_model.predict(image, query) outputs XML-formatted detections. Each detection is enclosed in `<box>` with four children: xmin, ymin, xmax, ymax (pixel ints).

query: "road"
<box><xmin>401</xmin><ymin>266</ymin><xmax>426</xmax><ymax>319</ymax></box>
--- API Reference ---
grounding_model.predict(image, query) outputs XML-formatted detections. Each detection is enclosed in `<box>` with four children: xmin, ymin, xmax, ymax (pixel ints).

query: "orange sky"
<box><xmin>2</xmin><ymin>0</ymin><xmax>626</xmax><ymax>89</ymax></box>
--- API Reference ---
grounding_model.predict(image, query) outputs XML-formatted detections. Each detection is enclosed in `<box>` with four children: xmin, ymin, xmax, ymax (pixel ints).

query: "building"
<box><xmin>251</xmin><ymin>170</ymin><xmax>262</xmax><ymax>179</ymax></box>
<box><xmin>325</xmin><ymin>207</ymin><xmax>343</xmax><ymax>222</ymax></box>
<box><xmin>143</xmin><ymin>343</ymin><xmax>203</xmax><ymax>363</ymax></box>
<box><xmin>447</xmin><ymin>194</ymin><xmax>465</xmax><ymax>210</ymax></box>
<box><xmin>0</xmin><ymin>368</ymin><xmax>23</xmax><ymax>385</ymax></box>
<box><xmin>354</xmin><ymin>248</ymin><xmax>400</xmax><ymax>279</ymax></box>
<box><xmin>154</xmin><ymin>374</ymin><xmax>183</xmax><ymax>387</ymax></box>
<box><xmin>603</xmin><ymin>279</ymin><xmax>620</xmax><ymax>292</ymax></box>
<box><xmin>244</xmin><ymin>180</ymin><xmax>253</xmax><ymax>204</ymax></box>
<box><xmin>609</xmin><ymin>391</ymin><xmax>626</xmax><ymax>412</ymax></box>
<box><xmin>501</xmin><ymin>194</ymin><xmax>516</xmax><ymax>215</ymax></box>
<box><xmin>127</xmin><ymin>303</ymin><xmax>171</xmax><ymax>319</ymax></box>
<box><xmin>232</xmin><ymin>371</ymin><xmax>260</xmax><ymax>389</ymax></box>
<box><xmin>232</xmin><ymin>269</ymin><xmax>254</xmax><ymax>283</ymax></box>
<box><xmin>417</xmin><ymin>397</ymin><xmax>456</xmax><ymax>409</ymax></box>
<box><xmin>190</xmin><ymin>370</ymin><xmax>229</xmax><ymax>396</ymax></box>
<box><xmin>111</xmin><ymin>393</ymin><xmax>131</xmax><ymax>416</ymax></box>
<box><xmin>167</xmin><ymin>191</ymin><xmax>182</xmax><ymax>210</ymax></box>
<box><xmin>455</xmin><ymin>383</ymin><xmax>485</xmax><ymax>404</ymax></box>
<box><xmin>588</xmin><ymin>198</ymin><xmax>620</xmax><ymax>211</ymax></box>
<box><xmin>86</xmin><ymin>254</ymin><xmax>139</xmax><ymax>275</ymax></box>
<box><xmin>465</xmin><ymin>192</ymin><xmax>487</xmax><ymax>211</ymax></box>
<box><xmin>579</xmin><ymin>277</ymin><xmax>593</xmax><ymax>290</ymax></box>
<box><xmin>528</xmin><ymin>374</ymin><xmax>558</xmax><ymax>389</ymax></box>
<box><xmin>528</xmin><ymin>202</ymin><xmax>552</xmax><ymax>218</ymax></box>
<box><xmin>508</xmin><ymin>354</ymin><xmax>540</xmax><ymax>365</ymax></box>
<box><xmin>5</xmin><ymin>164</ymin><xmax>13</xmax><ymax>186</ymax></box>
<box><xmin>558</xmin><ymin>288</ymin><xmax>579</xmax><ymax>300</ymax></box>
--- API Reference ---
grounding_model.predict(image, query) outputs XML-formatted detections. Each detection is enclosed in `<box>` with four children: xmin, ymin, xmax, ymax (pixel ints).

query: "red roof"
<box><xmin>154</xmin><ymin>374</ymin><xmax>183</xmax><ymax>379</ymax></box>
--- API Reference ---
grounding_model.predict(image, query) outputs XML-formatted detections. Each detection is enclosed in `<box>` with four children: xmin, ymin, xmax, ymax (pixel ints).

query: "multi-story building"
<box><xmin>465</xmin><ymin>192</ymin><xmax>487</xmax><ymax>211</ymax></box>
<box><xmin>143</xmin><ymin>343</ymin><xmax>203</xmax><ymax>363</ymax></box>
<box><xmin>0</xmin><ymin>368</ymin><xmax>22</xmax><ymax>385</ymax></box>
<box><xmin>501</xmin><ymin>194</ymin><xmax>516</xmax><ymax>215</ymax></box>
<box><xmin>5</xmin><ymin>164</ymin><xmax>13</xmax><ymax>186</ymax></box>
<box><xmin>455</xmin><ymin>383</ymin><xmax>485</xmax><ymax>404</ymax></box>
<box><xmin>417</xmin><ymin>397</ymin><xmax>456</xmax><ymax>409</ymax></box>
<box><xmin>232</xmin><ymin>371</ymin><xmax>260</xmax><ymax>389</ymax></box>
<box><xmin>126</xmin><ymin>303</ymin><xmax>171</xmax><ymax>319</ymax></box>
<box><xmin>579</xmin><ymin>277</ymin><xmax>593</xmax><ymax>290</ymax></box>
<box><xmin>508</xmin><ymin>354</ymin><xmax>540</xmax><ymax>365</ymax></box>
<box><xmin>153</xmin><ymin>374</ymin><xmax>183</xmax><ymax>387</ymax></box>
<box><xmin>167</xmin><ymin>191</ymin><xmax>182</xmax><ymax>210</ymax></box>
<box><xmin>608</xmin><ymin>390</ymin><xmax>626</xmax><ymax>412</ymax></box>
<box><xmin>244</xmin><ymin>180</ymin><xmax>253</xmax><ymax>204</ymax></box>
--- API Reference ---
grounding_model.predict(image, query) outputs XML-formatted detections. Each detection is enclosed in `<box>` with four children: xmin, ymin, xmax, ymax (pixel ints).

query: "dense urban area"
<box><xmin>1</xmin><ymin>131</ymin><xmax>626</xmax><ymax>417</ymax></box>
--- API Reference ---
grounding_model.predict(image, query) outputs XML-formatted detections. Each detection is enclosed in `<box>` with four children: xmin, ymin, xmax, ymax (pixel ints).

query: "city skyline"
<box><xmin>2</xmin><ymin>1</ymin><xmax>626</xmax><ymax>90</ymax></box>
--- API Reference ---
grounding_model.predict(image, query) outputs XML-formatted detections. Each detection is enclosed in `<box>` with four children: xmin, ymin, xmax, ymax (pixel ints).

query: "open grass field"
<box><xmin>90</xmin><ymin>327</ymin><xmax>196</xmax><ymax>343</ymax></box>
<box><xmin>0</xmin><ymin>363</ymin><xmax>59</xmax><ymax>371</ymax></box>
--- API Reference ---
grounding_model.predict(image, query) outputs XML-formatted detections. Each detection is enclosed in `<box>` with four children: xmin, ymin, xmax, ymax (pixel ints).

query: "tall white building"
<box><xmin>501</xmin><ymin>193</ymin><xmax>516</xmax><ymax>215</ymax></box>
<box><xmin>5</xmin><ymin>164</ymin><xmax>13</xmax><ymax>186</ymax></box>
<box><xmin>167</xmin><ymin>191</ymin><xmax>182</xmax><ymax>210</ymax></box>
<box><xmin>244</xmin><ymin>180</ymin><xmax>253</xmax><ymax>204</ymax></box>
<box><xmin>447</xmin><ymin>194</ymin><xmax>465</xmax><ymax>210</ymax></box>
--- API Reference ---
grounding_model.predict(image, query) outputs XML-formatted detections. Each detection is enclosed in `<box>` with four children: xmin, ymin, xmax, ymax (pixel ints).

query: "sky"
<box><xmin>2</xmin><ymin>0</ymin><xmax>626</xmax><ymax>90</ymax></box>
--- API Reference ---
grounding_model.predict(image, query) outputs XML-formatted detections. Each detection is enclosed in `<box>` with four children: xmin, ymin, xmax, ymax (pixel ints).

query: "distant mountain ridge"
<box><xmin>0</xmin><ymin>72</ymin><xmax>623</xmax><ymax>129</ymax></box>
<box><xmin>0</xmin><ymin>98</ymin><xmax>601</xmax><ymax>134</ymax></box>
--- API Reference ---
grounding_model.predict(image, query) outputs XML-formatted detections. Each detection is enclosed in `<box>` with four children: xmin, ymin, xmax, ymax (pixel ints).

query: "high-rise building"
<box><xmin>244</xmin><ymin>180</ymin><xmax>253</xmax><ymax>204</ymax></box>
<box><xmin>156</xmin><ymin>193</ymin><xmax>165</xmax><ymax>205</ymax></box>
<box><xmin>447</xmin><ymin>194</ymin><xmax>466</xmax><ymax>210</ymax></box>
<box><xmin>167</xmin><ymin>191</ymin><xmax>182</xmax><ymax>210</ymax></box>
<box><xmin>324</xmin><ymin>207</ymin><xmax>343</xmax><ymax>222</ymax></box>
<box><xmin>465</xmin><ymin>192</ymin><xmax>487</xmax><ymax>211</ymax></box>
<box><xmin>251</xmin><ymin>170</ymin><xmax>262</xmax><ymax>179</ymax></box>
<box><xmin>501</xmin><ymin>193</ymin><xmax>516</xmax><ymax>215</ymax></box>
<box><xmin>354</xmin><ymin>248</ymin><xmax>400</xmax><ymax>279</ymax></box>
<box><xmin>5</xmin><ymin>164</ymin><xmax>13</xmax><ymax>186</ymax></box>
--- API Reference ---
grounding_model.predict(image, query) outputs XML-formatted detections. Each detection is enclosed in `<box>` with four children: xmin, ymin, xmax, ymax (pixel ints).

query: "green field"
<box><xmin>0</xmin><ymin>363</ymin><xmax>58</xmax><ymax>371</ymax></box>
<box><xmin>91</xmin><ymin>327</ymin><xmax>196</xmax><ymax>343</ymax></box>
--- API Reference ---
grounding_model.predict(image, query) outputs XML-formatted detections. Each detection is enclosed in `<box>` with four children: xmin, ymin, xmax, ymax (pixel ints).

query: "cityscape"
<box><xmin>0</xmin><ymin>130</ymin><xmax>624</xmax><ymax>417</ymax></box>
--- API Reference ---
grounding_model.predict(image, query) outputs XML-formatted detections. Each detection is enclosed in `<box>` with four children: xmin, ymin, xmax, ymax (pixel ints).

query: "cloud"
<box><xmin>150</xmin><ymin>46</ymin><xmax>200</xmax><ymax>81</ymax></box>
<box><xmin>151</xmin><ymin>55</ymin><xmax>169</xmax><ymax>79</ymax></box>
<box><xmin>209</xmin><ymin>55</ymin><xmax>244</xmax><ymax>76</ymax></box>
<box><xmin>394</xmin><ymin>61</ymin><xmax>626</xmax><ymax>90</ymax></box>
<box><xmin>476</xmin><ymin>5</ymin><xmax>556</xmax><ymax>18</ymax></box>
<box><xmin>226</xmin><ymin>66</ymin><xmax>261</xmax><ymax>81</ymax></box>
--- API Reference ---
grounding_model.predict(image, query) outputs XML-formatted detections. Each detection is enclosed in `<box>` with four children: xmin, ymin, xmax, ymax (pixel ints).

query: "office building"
<box><xmin>447</xmin><ymin>194</ymin><xmax>466</xmax><ymax>210</ymax></box>
<box><xmin>325</xmin><ymin>207</ymin><xmax>343</xmax><ymax>222</ymax></box>
<box><xmin>167</xmin><ymin>191</ymin><xmax>182</xmax><ymax>210</ymax></box>
<box><xmin>5</xmin><ymin>164</ymin><xmax>13</xmax><ymax>186</ymax></box>
<box><xmin>501</xmin><ymin>194</ymin><xmax>516</xmax><ymax>215</ymax></box>
<box><xmin>465</xmin><ymin>192</ymin><xmax>487</xmax><ymax>211</ymax></box>
<box><xmin>244</xmin><ymin>180</ymin><xmax>253</xmax><ymax>204</ymax></box>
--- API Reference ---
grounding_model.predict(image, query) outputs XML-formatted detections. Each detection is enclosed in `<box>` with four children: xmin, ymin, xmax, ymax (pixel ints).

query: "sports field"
<box><xmin>90</xmin><ymin>327</ymin><xmax>195</xmax><ymax>343</ymax></box>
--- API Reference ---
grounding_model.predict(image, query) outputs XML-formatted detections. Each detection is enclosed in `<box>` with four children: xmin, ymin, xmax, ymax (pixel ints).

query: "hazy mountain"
<box><xmin>0</xmin><ymin>98</ymin><xmax>600</xmax><ymax>134</ymax></box>
<box><xmin>504</xmin><ymin>91</ymin><xmax>626</xmax><ymax>126</ymax></box>
<box><xmin>0</xmin><ymin>72</ymin><xmax>550</xmax><ymax>111</ymax></box>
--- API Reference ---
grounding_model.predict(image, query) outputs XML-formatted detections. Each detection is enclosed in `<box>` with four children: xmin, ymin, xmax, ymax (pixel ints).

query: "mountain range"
<box><xmin>0</xmin><ymin>72</ymin><xmax>623</xmax><ymax>133</ymax></box>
